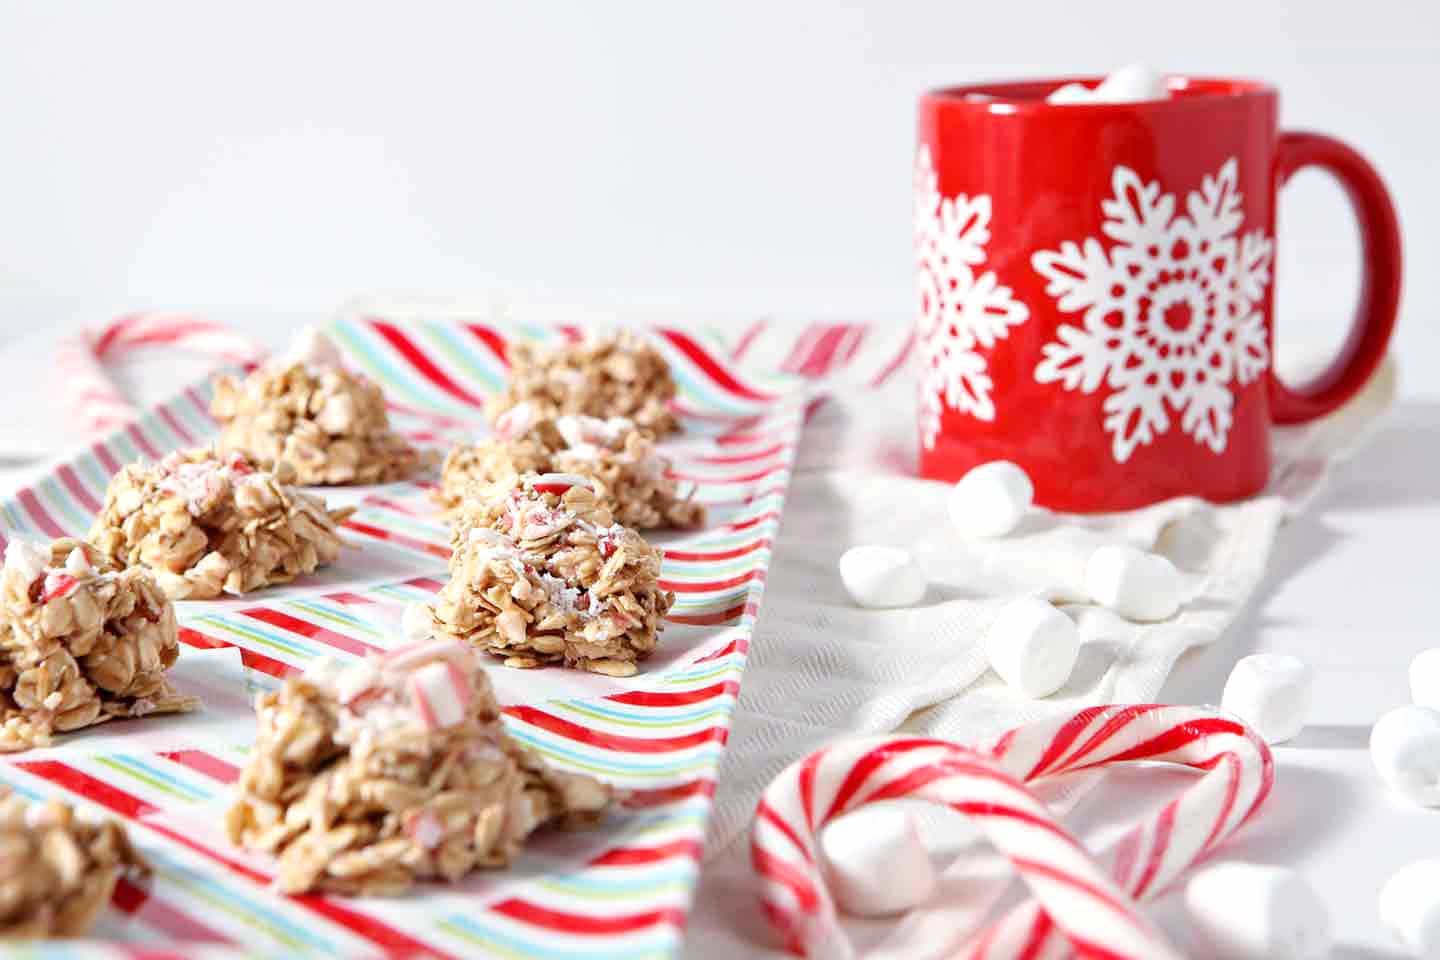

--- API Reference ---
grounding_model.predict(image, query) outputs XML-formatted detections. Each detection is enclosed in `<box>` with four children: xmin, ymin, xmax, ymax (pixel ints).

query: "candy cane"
<box><xmin>58</xmin><ymin>312</ymin><xmax>267</xmax><ymax>433</ymax></box>
<box><xmin>752</xmin><ymin>704</ymin><xmax>1273</xmax><ymax>959</ymax></box>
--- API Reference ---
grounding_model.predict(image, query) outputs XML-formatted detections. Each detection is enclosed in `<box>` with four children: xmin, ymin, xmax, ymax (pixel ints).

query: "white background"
<box><xmin>0</xmin><ymin>0</ymin><xmax>1435</xmax><ymax>373</ymax></box>
<box><xmin>1</xmin><ymin>3</ymin><xmax>1439</xmax><ymax>957</ymax></box>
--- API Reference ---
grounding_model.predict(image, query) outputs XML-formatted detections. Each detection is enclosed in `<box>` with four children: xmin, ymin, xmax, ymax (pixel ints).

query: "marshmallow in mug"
<box><xmin>1184</xmin><ymin>862</ymin><xmax>1331</xmax><ymax>959</ymax></box>
<box><xmin>819</xmin><ymin>806</ymin><xmax>936</xmax><ymax>917</ymax></box>
<box><xmin>1047</xmin><ymin>63</ymin><xmax>1172</xmax><ymax>105</ymax></box>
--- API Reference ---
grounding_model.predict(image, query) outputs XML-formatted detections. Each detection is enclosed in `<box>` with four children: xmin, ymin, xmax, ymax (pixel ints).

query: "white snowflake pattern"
<box><xmin>1031</xmin><ymin>158</ymin><xmax>1274</xmax><ymax>463</ymax></box>
<box><xmin>914</xmin><ymin>147</ymin><xmax>1028</xmax><ymax>449</ymax></box>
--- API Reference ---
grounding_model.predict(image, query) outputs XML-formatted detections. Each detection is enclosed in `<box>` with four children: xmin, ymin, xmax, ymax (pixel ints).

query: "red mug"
<box><xmin>915</xmin><ymin>75</ymin><xmax>1401</xmax><ymax>512</ymax></box>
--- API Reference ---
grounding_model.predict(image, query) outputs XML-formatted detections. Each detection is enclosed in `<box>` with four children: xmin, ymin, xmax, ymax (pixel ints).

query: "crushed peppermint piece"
<box><xmin>3</xmin><ymin>539</ymin><xmax>50</xmax><ymax>584</ymax></box>
<box><xmin>41</xmin><ymin>573</ymin><xmax>78</xmax><ymax>603</ymax></box>
<box><xmin>531</xmin><ymin>473</ymin><xmax>593</xmax><ymax>495</ymax></box>
<box><xmin>403</xmin><ymin>809</ymin><xmax>446</xmax><ymax>849</ymax></box>
<box><xmin>492</xmin><ymin>401</ymin><xmax>537</xmax><ymax>441</ymax></box>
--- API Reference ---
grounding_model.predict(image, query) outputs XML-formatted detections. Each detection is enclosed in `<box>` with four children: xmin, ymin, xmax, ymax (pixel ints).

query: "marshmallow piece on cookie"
<box><xmin>1084</xmin><ymin>544</ymin><xmax>1181</xmax><ymax>621</ymax></box>
<box><xmin>1184</xmin><ymin>862</ymin><xmax>1330</xmax><ymax>959</ymax></box>
<box><xmin>1410</xmin><ymin>648</ymin><xmax>1440</xmax><ymax>710</ymax></box>
<box><xmin>838</xmin><ymin>546</ymin><xmax>926</xmax><ymax>609</ymax></box>
<box><xmin>948</xmin><ymin>461</ymin><xmax>1033</xmax><ymax>539</ymax></box>
<box><xmin>1372</xmin><ymin>705</ymin><xmax>1440</xmax><ymax>807</ymax></box>
<box><xmin>282</xmin><ymin>325</ymin><xmax>344</xmax><ymax>369</ymax></box>
<box><xmin>1380</xmin><ymin>859</ymin><xmax>1440</xmax><ymax>958</ymax></box>
<box><xmin>985</xmin><ymin>597</ymin><xmax>1080</xmax><ymax>698</ymax></box>
<box><xmin>1221</xmin><ymin>654</ymin><xmax>1313</xmax><ymax>745</ymax></box>
<box><xmin>819</xmin><ymin>806</ymin><xmax>935</xmax><ymax>917</ymax></box>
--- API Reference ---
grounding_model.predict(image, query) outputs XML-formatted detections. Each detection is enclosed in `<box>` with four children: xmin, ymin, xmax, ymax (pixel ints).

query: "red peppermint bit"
<box><xmin>599</xmin><ymin>537</ymin><xmax>616</xmax><ymax>559</ymax></box>
<box><xmin>42</xmin><ymin>574</ymin><xmax>78</xmax><ymax>603</ymax></box>
<box><xmin>343</xmin><ymin>685</ymin><xmax>385</xmax><ymax>710</ymax></box>
<box><xmin>227</xmin><ymin>453</ymin><xmax>254</xmax><ymax>475</ymax></box>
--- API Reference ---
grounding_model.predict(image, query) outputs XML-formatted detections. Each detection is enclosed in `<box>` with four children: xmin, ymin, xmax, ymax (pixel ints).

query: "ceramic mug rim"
<box><xmin>921</xmin><ymin>75</ymin><xmax>1277</xmax><ymax>115</ymax></box>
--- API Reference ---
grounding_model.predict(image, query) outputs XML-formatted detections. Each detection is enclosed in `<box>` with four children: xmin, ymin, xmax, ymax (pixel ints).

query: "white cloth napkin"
<box><xmin>682</xmin><ymin>346</ymin><xmax>1396</xmax><ymax>959</ymax></box>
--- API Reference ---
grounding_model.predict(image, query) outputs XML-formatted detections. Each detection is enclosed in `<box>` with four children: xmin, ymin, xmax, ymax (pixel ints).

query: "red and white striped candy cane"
<box><xmin>752</xmin><ymin>704</ymin><xmax>1273</xmax><ymax>960</ymax></box>
<box><xmin>58</xmin><ymin>312</ymin><xmax>267</xmax><ymax>433</ymax></box>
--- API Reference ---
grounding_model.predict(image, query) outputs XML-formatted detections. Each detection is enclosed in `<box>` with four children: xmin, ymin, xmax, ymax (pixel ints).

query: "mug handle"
<box><xmin>1270</xmin><ymin>131</ymin><xmax>1402</xmax><ymax>423</ymax></box>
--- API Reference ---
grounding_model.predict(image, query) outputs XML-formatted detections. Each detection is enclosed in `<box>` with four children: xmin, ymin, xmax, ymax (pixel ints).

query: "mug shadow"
<box><xmin>1160</xmin><ymin>400</ymin><xmax>1440</xmax><ymax>705</ymax></box>
<box><xmin>1319</xmin><ymin>401</ymin><xmax>1440</xmax><ymax>513</ymax></box>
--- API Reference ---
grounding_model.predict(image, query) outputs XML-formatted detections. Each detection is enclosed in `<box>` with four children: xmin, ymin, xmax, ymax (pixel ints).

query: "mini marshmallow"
<box><xmin>1410</xmin><ymin>648</ymin><xmax>1440</xmax><ymax>710</ymax></box>
<box><xmin>948</xmin><ymin>461</ymin><xmax>1034</xmax><ymax>539</ymax></box>
<box><xmin>1220</xmin><ymin>654</ymin><xmax>1313</xmax><ymax>744</ymax></box>
<box><xmin>1084</xmin><ymin>544</ymin><xmax>1181</xmax><ymax>621</ymax></box>
<box><xmin>1371</xmin><ymin>705</ymin><xmax>1440</xmax><ymax>807</ymax></box>
<box><xmin>408</xmin><ymin>660</ymin><xmax>473</xmax><ymax>730</ymax></box>
<box><xmin>819</xmin><ymin>806</ymin><xmax>935</xmax><ymax>916</ymax></box>
<box><xmin>282</xmin><ymin>325</ymin><xmax>344</xmax><ymax>369</ymax></box>
<box><xmin>985</xmin><ymin>597</ymin><xmax>1080</xmax><ymax>698</ymax></box>
<box><xmin>1184</xmin><ymin>862</ymin><xmax>1330</xmax><ymax>959</ymax></box>
<box><xmin>838</xmin><ymin>545</ymin><xmax>926</xmax><ymax>609</ymax></box>
<box><xmin>1380</xmin><ymin>858</ymin><xmax>1440</xmax><ymax>958</ymax></box>
<box><xmin>1045</xmin><ymin>82</ymin><xmax>1094</xmax><ymax>105</ymax></box>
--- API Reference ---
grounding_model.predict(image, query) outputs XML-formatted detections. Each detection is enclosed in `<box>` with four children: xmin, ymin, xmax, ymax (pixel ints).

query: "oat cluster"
<box><xmin>212</xmin><ymin>361</ymin><xmax>423</xmax><ymax>485</ymax></box>
<box><xmin>87</xmin><ymin>449</ymin><xmax>352</xmax><ymax>600</ymax></box>
<box><xmin>0</xmin><ymin>538</ymin><xmax>198</xmax><ymax>752</ymax></box>
<box><xmin>225</xmin><ymin>640</ymin><xmax>611</xmax><ymax>895</ymax></box>
<box><xmin>486</xmin><ymin>331</ymin><xmax>681</xmax><ymax>439</ymax></box>
<box><xmin>0</xmin><ymin>790</ymin><xmax>149</xmax><ymax>939</ymax></box>
<box><xmin>426</xmin><ymin>475</ymin><xmax>673</xmax><ymax>677</ymax></box>
<box><xmin>438</xmin><ymin>409</ymin><xmax>705</xmax><ymax>531</ymax></box>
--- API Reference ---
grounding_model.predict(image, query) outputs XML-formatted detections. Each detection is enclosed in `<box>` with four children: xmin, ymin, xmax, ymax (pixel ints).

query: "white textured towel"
<box><xmin>682</xmin><ymin>339</ymin><xmax>1395</xmax><ymax>959</ymax></box>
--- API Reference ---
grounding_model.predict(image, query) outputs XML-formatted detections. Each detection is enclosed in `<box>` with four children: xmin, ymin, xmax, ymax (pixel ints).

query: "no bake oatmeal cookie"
<box><xmin>210</xmin><ymin>327</ymin><xmax>424</xmax><ymax>485</ymax></box>
<box><xmin>425</xmin><ymin>474</ymin><xmax>673</xmax><ymax>677</ymax></box>
<box><xmin>225</xmin><ymin>639</ymin><xmax>611</xmax><ymax>895</ymax></box>
<box><xmin>0</xmin><ymin>538</ymin><xmax>198</xmax><ymax>751</ymax></box>
<box><xmin>0</xmin><ymin>790</ymin><xmax>150</xmax><ymax>938</ymax></box>
<box><xmin>486</xmin><ymin>330</ymin><xmax>681</xmax><ymax>439</ymax></box>
<box><xmin>87</xmin><ymin>448</ymin><xmax>352</xmax><ymax>600</ymax></box>
<box><xmin>438</xmin><ymin>406</ymin><xmax>705</xmax><ymax>531</ymax></box>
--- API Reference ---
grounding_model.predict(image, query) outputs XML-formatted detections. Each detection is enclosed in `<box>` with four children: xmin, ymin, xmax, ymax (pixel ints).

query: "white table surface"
<box><xmin>0</xmin><ymin>316</ymin><xmax>1435</xmax><ymax>958</ymax></box>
